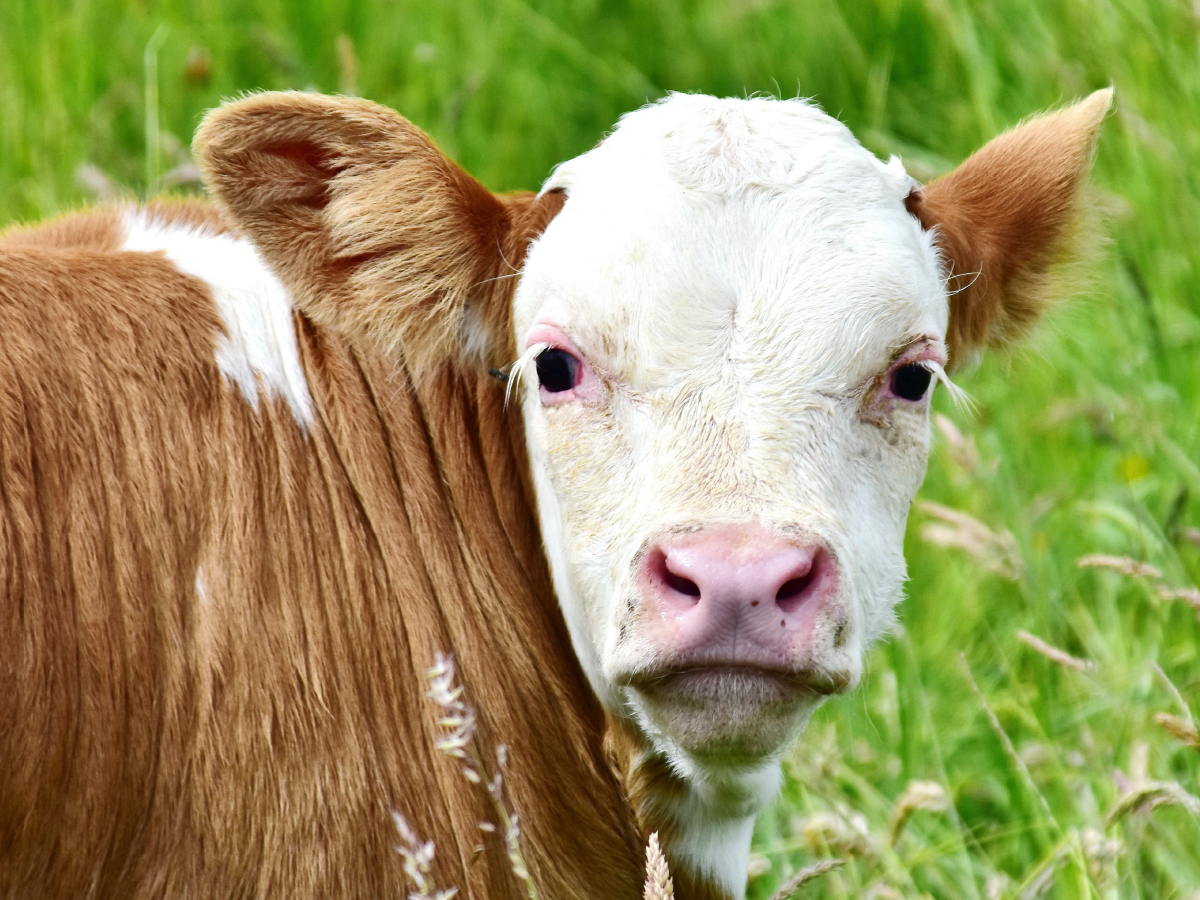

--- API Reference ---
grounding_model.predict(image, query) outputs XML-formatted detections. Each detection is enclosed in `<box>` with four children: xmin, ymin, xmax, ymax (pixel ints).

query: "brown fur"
<box><xmin>0</xmin><ymin>103</ymin><xmax>644</xmax><ymax>899</ymax></box>
<box><xmin>905</xmin><ymin>88</ymin><xmax>1112</xmax><ymax>366</ymax></box>
<box><xmin>0</xmin><ymin>198</ymin><xmax>227</xmax><ymax>250</ymax></box>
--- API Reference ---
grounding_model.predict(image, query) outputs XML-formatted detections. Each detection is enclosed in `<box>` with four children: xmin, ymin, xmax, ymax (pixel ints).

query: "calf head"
<box><xmin>513</xmin><ymin>90</ymin><xmax>1109</xmax><ymax>889</ymax></box>
<box><xmin>513</xmin><ymin>91</ymin><xmax>1109</xmax><ymax>768</ymax></box>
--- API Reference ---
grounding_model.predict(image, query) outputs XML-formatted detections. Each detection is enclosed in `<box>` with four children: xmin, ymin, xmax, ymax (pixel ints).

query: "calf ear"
<box><xmin>905</xmin><ymin>88</ymin><xmax>1112</xmax><ymax>365</ymax></box>
<box><xmin>194</xmin><ymin>92</ymin><xmax>563</xmax><ymax>374</ymax></box>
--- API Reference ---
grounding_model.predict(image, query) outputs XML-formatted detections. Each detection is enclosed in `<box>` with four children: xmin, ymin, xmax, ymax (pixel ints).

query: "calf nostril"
<box><xmin>776</xmin><ymin>573</ymin><xmax>813</xmax><ymax>604</ymax></box>
<box><xmin>665</xmin><ymin>570</ymin><xmax>701</xmax><ymax>598</ymax></box>
<box><xmin>648</xmin><ymin>548</ymin><xmax>702</xmax><ymax>600</ymax></box>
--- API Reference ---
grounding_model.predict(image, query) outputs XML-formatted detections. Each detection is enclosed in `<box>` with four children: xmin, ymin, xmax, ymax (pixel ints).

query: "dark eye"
<box><xmin>891</xmin><ymin>363</ymin><xmax>932</xmax><ymax>401</ymax></box>
<box><xmin>536</xmin><ymin>348</ymin><xmax>579</xmax><ymax>393</ymax></box>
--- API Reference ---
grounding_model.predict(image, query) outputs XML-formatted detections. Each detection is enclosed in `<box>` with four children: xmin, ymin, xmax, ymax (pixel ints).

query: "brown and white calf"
<box><xmin>0</xmin><ymin>88</ymin><xmax>1109</xmax><ymax>900</ymax></box>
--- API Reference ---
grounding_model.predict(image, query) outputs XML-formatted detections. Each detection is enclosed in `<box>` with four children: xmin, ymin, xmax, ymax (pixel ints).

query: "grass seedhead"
<box><xmin>934</xmin><ymin>413</ymin><xmax>981</xmax><ymax>475</ymax></box>
<box><xmin>392</xmin><ymin>812</ymin><xmax>459</xmax><ymax>900</ymax></box>
<box><xmin>1015</xmin><ymin>630</ymin><xmax>1097</xmax><ymax>672</ymax></box>
<box><xmin>1103</xmin><ymin>780</ymin><xmax>1200</xmax><ymax>827</ymax></box>
<box><xmin>766</xmin><ymin>858</ymin><xmax>845</xmax><ymax>900</ymax></box>
<box><xmin>1080</xmin><ymin>828</ymin><xmax>1124</xmax><ymax>890</ymax></box>
<box><xmin>1076</xmin><ymin>554</ymin><xmax>1162</xmax><ymax>580</ymax></box>
<box><xmin>919</xmin><ymin>502</ymin><xmax>1024</xmax><ymax>580</ymax></box>
<box><xmin>425</xmin><ymin>652</ymin><xmax>538</xmax><ymax>900</ymax></box>
<box><xmin>643</xmin><ymin>833</ymin><xmax>674</xmax><ymax>900</ymax></box>
<box><xmin>888</xmin><ymin>780</ymin><xmax>949</xmax><ymax>845</ymax></box>
<box><xmin>1157</xmin><ymin>586</ymin><xmax>1200</xmax><ymax>611</ymax></box>
<box><xmin>1154</xmin><ymin>712</ymin><xmax>1200</xmax><ymax>748</ymax></box>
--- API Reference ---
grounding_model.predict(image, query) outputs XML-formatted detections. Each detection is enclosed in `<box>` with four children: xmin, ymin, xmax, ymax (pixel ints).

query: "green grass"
<box><xmin>4</xmin><ymin>1</ymin><xmax>1200</xmax><ymax>897</ymax></box>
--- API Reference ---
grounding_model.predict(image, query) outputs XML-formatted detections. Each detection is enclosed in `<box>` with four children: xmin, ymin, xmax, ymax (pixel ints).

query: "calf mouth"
<box><xmin>618</xmin><ymin>664</ymin><xmax>852</xmax><ymax>763</ymax></box>
<box><xmin>625</xmin><ymin>664</ymin><xmax>851</xmax><ymax>702</ymax></box>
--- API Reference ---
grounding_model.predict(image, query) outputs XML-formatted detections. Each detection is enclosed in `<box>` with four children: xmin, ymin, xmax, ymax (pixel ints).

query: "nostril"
<box><xmin>775</xmin><ymin>549</ymin><xmax>830</xmax><ymax>612</ymax></box>
<box><xmin>775</xmin><ymin>574</ymin><xmax>813</xmax><ymax>603</ymax></box>
<box><xmin>645</xmin><ymin>548</ymin><xmax>702</xmax><ymax>602</ymax></box>
<box><xmin>665</xmin><ymin>571</ymin><xmax>701</xmax><ymax>597</ymax></box>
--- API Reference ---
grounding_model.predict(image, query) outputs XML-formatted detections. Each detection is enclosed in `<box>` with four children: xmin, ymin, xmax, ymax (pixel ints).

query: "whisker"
<box><xmin>946</xmin><ymin>266</ymin><xmax>982</xmax><ymax>297</ymax></box>
<box><xmin>473</xmin><ymin>270</ymin><xmax>522</xmax><ymax>290</ymax></box>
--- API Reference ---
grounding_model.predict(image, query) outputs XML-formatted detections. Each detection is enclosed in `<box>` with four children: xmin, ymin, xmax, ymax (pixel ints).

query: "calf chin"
<box><xmin>628</xmin><ymin>668</ymin><xmax>831</xmax><ymax>764</ymax></box>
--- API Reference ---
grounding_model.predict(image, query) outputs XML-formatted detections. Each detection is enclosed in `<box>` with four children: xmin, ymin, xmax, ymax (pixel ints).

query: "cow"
<box><xmin>0</xmin><ymin>87</ymin><xmax>1109</xmax><ymax>900</ymax></box>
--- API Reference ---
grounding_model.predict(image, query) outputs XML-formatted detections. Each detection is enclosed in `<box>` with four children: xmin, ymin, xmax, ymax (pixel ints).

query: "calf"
<box><xmin>0</xmin><ymin>88</ymin><xmax>1108</xmax><ymax>900</ymax></box>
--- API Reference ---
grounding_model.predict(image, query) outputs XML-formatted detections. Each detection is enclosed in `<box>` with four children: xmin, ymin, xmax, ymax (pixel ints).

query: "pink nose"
<box><xmin>638</xmin><ymin>524</ymin><xmax>839</xmax><ymax>662</ymax></box>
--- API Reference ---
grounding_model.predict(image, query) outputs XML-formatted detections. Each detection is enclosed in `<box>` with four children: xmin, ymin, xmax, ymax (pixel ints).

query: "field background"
<box><xmin>3</xmin><ymin>1</ymin><xmax>1199</xmax><ymax>897</ymax></box>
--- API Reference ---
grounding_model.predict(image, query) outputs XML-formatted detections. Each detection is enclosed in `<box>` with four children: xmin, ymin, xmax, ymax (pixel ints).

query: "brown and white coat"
<box><xmin>1</xmin><ymin>89</ymin><xmax>1110</xmax><ymax>900</ymax></box>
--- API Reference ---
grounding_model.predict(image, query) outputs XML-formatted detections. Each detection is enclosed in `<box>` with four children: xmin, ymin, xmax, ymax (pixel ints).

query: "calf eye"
<box><xmin>536</xmin><ymin>348</ymin><xmax>579</xmax><ymax>393</ymax></box>
<box><xmin>891</xmin><ymin>363</ymin><xmax>932</xmax><ymax>401</ymax></box>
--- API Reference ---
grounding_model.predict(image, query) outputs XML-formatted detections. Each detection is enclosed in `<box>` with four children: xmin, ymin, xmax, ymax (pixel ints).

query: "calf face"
<box><xmin>512</xmin><ymin>92</ymin><xmax>1109</xmax><ymax>779</ymax></box>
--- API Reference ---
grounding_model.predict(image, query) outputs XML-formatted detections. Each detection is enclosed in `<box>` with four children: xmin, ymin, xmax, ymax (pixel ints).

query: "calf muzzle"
<box><xmin>620</xmin><ymin>522</ymin><xmax>851</xmax><ymax>760</ymax></box>
<box><xmin>636</xmin><ymin>523</ymin><xmax>842</xmax><ymax>668</ymax></box>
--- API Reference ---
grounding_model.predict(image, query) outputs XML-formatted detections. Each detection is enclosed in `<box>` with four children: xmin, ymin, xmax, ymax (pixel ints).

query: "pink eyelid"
<box><xmin>894</xmin><ymin>337</ymin><xmax>946</xmax><ymax>367</ymax></box>
<box><xmin>524</xmin><ymin>323</ymin><xmax>581</xmax><ymax>357</ymax></box>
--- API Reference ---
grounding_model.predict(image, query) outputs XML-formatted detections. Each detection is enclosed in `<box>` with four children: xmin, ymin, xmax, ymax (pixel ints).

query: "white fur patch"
<box><xmin>659</xmin><ymin>762</ymin><xmax>780</xmax><ymax>899</ymax></box>
<box><xmin>122</xmin><ymin>210</ymin><xmax>315</xmax><ymax>428</ymax></box>
<box><xmin>676</xmin><ymin>814</ymin><xmax>758</xmax><ymax>898</ymax></box>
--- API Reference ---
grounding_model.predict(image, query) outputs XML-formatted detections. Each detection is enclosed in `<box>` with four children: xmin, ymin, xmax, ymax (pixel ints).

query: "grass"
<box><xmin>3</xmin><ymin>1</ymin><xmax>1199</xmax><ymax>897</ymax></box>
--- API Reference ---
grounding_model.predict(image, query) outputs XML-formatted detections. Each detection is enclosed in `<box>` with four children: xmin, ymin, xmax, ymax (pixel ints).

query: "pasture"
<box><xmin>2</xmin><ymin>1</ymin><xmax>1198</xmax><ymax>897</ymax></box>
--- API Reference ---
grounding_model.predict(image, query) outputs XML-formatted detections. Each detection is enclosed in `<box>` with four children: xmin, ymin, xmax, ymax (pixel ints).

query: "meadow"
<box><xmin>2</xmin><ymin>1</ymin><xmax>1199</xmax><ymax>897</ymax></box>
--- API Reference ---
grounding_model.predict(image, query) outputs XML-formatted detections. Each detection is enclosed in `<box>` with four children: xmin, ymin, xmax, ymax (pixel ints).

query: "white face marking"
<box><xmin>122</xmin><ymin>210</ymin><xmax>315</xmax><ymax>428</ymax></box>
<box><xmin>513</xmin><ymin>95</ymin><xmax>948</xmax><ymax>846</ymax></box>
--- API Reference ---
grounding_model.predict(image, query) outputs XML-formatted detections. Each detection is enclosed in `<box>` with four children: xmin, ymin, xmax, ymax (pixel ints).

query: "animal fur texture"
<box><xmin>0</xmin><ymin>189</ymin><xmax>638</xmax><ymax>898</ymax></box>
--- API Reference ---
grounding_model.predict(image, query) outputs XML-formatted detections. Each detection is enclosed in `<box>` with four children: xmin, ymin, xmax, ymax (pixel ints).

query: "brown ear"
<box><xmin>194</xmin><ymin>91</ymin><xmax>563</xmax><ymax>373</ymax></box>
<box><xmin>905</xmin><ymin>88</ymin><xmax>1112</xmax><ymax>365</ymax></box>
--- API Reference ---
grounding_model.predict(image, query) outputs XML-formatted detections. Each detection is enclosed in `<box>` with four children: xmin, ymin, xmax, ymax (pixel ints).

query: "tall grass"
<box><xmin>3</xmin><ymin>1</ymin><xmax>1199</xmax><ymax>897</ymax></box>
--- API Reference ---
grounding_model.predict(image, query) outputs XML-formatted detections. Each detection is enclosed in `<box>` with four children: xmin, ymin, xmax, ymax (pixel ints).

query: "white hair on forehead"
<box><xmin>542</xmin><ymin>92</ymin><xmax>918</xmax><ymax>200</ymax></box>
